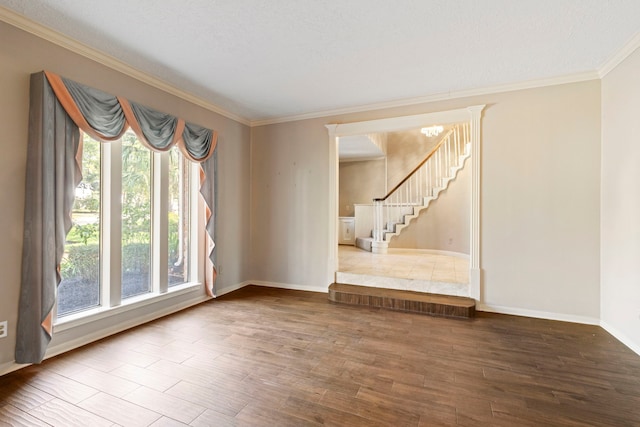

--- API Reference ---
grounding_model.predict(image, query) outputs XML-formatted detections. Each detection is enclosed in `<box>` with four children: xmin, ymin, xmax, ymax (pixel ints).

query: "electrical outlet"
<box><xmin>0</xmin><ymin>320</ymin><xmax>7</xmax><ymax>338</ymax></box>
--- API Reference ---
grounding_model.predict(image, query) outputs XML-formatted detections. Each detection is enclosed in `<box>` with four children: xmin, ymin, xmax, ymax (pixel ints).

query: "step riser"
<box><xmin>329</xmin><ymin>283</ymin><xmax>475</xmax><ymax>319</ymax></box>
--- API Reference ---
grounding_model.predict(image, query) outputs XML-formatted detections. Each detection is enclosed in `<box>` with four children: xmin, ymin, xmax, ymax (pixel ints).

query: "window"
<box><xmin>168</xmin><ymin>146</ymin><xmax>191</xmax><ymax>287</ymax></box>
<box><xmin>58</xmin><ymin>136</ymin><xmax>101</xmax><ymax>317</ymax></box>
<box><xmin>58</xmin><ymin>131</ymin><xmax>196</xmax><ymax>318</ymax></box>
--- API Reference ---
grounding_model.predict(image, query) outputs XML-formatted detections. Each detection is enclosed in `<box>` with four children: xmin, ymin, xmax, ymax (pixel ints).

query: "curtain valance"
<box><xmin>16</xmin><ymin>72</ymin><xmax>218</xmax><ymax>365</ymax></box>
<box><xmin>45</xmin><ymin>71</ymin><xmax>217</xmax><ymax>162</ymax></box>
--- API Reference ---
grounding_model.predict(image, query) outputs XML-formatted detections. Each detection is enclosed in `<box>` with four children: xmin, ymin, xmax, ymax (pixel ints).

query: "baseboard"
<box><xmin>215</xmin><ymin>281</ymin><xmax>251</xmax><ymax>297</ymax></box>
<box><xmin>600</xmin><ymin>320</ymin><xmax>640</xmax><ymax>357</ymax></box>
<box><xmin>0</xmin><ymin>360</ymin><xmax>27</xmax><ymax>377</ymax></box>
<box><xmin>0</xmin><ymin>293</ymin><xmax>211</xmax><ymax>377</ymax></box>
<box><xmin>45</xmin><ymin>294</ymin><xmax>210</xmax><ymax>360</ymax></box>
<box><xmin>388</xmin><ymin>248</ymin><xmax>470</xmax><ymax>259</ymax></box>
<box><xmin>477</xmin><ymin>303</ymin><xmax>600</xmax><ymax>326</ymax></box>
<box><xmin>250</xmin><ymin>280</ymin><xmax>328</xmax><ymax>293</ymax></box>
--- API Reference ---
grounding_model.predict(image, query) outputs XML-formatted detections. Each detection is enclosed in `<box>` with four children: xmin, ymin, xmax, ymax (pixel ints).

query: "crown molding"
<box><xmin>0</xmin><ymin>6</ymin><xmax>251</xmax><ymax>126</ymax></box>
<box><xmin>5</xmin><ymin>5</ymin><xmax>638</xmax><ymax>129</ymax></box>
<box><xmin>250</xmin><ymin>70</ymin><xmax>599</xmax><ymax>127</ymax></box>
<box><xmin>598</xmin><ymin>31</ymin><xmax>640</xmax><ymax>78</ymax></box>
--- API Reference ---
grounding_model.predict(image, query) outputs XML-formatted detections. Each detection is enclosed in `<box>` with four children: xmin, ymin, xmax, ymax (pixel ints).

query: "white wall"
<box><xmin>251</xmin><ymin>81</ymin><xmax>602</xmax><ymax>323</ymax></box>
<box><xmin>0</xmin><ymin>21</ymin><xmax>251</xmax><ymax>370</ymax></box>
<box><xmin>601</xmin><ymin>46</ymin><xmax>640</xmax><ymax>354</ymax></box>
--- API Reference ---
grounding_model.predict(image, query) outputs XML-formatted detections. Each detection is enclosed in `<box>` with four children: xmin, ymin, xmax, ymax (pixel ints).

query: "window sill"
<box><xmin>53</xmin><ymin>282</ymin><xmax>204</xmax><ymax>333</ymax></box>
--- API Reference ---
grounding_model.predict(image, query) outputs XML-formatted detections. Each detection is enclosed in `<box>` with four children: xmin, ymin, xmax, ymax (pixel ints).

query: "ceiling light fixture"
<box><xmin>421</xmin><ymin>125</ymin><xmax>444</xmax><ymax>137</ymax></box>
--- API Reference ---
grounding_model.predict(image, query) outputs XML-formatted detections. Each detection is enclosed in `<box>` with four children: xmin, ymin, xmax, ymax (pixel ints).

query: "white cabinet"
<box><xmin>338</xmin><ymin>217</ymin><xmax>355</xmax><ymax>245</ymax></box>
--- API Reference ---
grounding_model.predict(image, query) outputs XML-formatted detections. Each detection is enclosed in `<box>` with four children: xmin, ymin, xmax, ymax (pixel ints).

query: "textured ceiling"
<box><xmin>339</xmin><ymin>135</ymin><xmax>385</xmax><ymax>161</ymax></box>
<box><xmin>1</xmin><ymin>0</ymin><xmax>639</xmax><ymax>123</ymax></box>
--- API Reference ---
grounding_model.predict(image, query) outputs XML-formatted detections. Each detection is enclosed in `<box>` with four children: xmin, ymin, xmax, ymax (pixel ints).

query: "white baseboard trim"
<box><xmin>45</xmin><ymin>294</ymin><xmax>210</xmax><ymax>360</ymax></box>
<box><xmin>193</xmin><ymin>279</ymin><xmax>330</xmax><ymax>297</ymax></box>
<box><xmin>250</xmin><ymin>280</ymin><xmax>327</xmax><ymax>293</ymax></box>
<box><xmin>600</xmin><ymin>320</ymin><xmax>640</xmax><ymax>357</ymax></box>
<box><xmin>388</xmin><ymin>248</ymin><xmax>470</xmax><ymax>259</ymax></box>
<box><xmin>0</xmin><ymin>360</ymin><xmax>26</xmax><ymax>377</ymax></box>
<box><xmin>477</xmin><ymin>303</ymin><xmax>600</xmax><ymax>326</ymax></box>
<box><xmin>1</xmin><ymin>293</ymin><xmax>210</xmax><ymax>377</ymax></box>
<box><xmin>215</xmin><ymin>281</ymin><xmax>251</xmax><ymax>297</ymax></box>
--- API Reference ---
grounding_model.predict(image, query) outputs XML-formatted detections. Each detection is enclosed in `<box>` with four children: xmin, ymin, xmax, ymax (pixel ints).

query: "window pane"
<box><xmin>168</xmin><ymin>147</ymin><xmax>190</xmax><ymax>287</ymax></box>
<box><xmin>121</xmin><ymin>132</ymin><xmax>151</xmax><ymax>298</ymax></box>
<box><xmin>58</xmin><ymin>134</ymin><xmax>101</xmax><ymax>317</ymax></box>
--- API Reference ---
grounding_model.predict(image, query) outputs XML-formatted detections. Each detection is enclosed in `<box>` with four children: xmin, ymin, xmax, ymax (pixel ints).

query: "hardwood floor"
<box><xmin>2</xmin><ymin>285</ymin><xmax>640</xmax><ymax>426</ymax></box>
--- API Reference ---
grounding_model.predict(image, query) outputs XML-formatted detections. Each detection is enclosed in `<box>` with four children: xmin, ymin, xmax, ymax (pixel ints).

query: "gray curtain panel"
<box><xmin>62</xmin><ymin>76</ymin><xmax>127</xmax><ymax>139</ymax></box>
<box><xmin>130</xmin><ymin>101</ymin><xmax>178</xmax><ymax>150</ymax></box>
<box><xmin>183</xmin><ymin>122</ymin><xmax>215</xmax><ymax>161</ymax></box>
<box><xmin>16</xmin><ymin>72</ymin><xmax>81</xmax><ymax>364</ymax></box>
<box><xmin>16</xmin><ymin>71</ymin><xmax>218</xmax><ymax>364</ymax></box>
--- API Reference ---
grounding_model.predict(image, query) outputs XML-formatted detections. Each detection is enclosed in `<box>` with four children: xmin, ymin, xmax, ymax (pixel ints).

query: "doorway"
<box><xmin>326</xmin><ymin>105</ymin><xmax>485</xmax><ymax>300</ymax></box>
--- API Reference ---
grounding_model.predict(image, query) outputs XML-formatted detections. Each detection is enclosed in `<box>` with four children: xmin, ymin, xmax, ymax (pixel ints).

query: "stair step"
<box><xmin>328</xmin><ymin>283</ymin><xmax>475</xmax><ymax>318</ymax></box>
<box><xmin>355</xmin><ymin>237</ymin><xmax>372</xmax><ymax>251</ymax></box>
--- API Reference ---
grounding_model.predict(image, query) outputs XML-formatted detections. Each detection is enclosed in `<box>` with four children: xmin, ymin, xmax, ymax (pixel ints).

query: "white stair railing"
<box><xmin>372</xmin><ymin>123</ymin><xmax>470</xmax><ymax>252</ymax></box>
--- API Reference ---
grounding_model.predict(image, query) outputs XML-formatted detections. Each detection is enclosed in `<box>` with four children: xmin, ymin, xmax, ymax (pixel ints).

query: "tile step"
<box><xmin>328</xmin><ymin>283</ymin><xmax>475</xmax><ymax>319</ymax></box>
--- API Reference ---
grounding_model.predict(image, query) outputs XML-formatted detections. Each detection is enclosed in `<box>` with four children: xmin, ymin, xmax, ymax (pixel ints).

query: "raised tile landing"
<box><xmin>329</xmin><ymin>283</ymin><xmax>475</xmax><ymax>318</ymax></box>
<box><xmin>335</xmin><ymin>271</ymin><xmax>469</xmax><ymax>297</ymax></box>
<box><xmin>338</xmin><ymin>246</ymin><xmax>470</xmax><ymax>297</ymax></box>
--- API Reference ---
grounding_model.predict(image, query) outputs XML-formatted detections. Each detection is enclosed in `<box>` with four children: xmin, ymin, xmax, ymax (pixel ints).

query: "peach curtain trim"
<box><xmin>200</xmin><ymin>165</ymin><xmax>217</xmax><ymax>297</ymax></box>
<box><xmin>44</xmin><ymin>70</ymin><xmax>219</xmax><ymax>298</ymax></box>
<box><xmin>41</xmin><ymin>312</ymin><xmax>52</xmax><ymax>337</ymax></box>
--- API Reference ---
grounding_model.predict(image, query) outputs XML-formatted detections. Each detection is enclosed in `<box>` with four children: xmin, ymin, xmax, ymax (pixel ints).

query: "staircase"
<box><xmin>356</xmin><ymin>123</ymin><xmax>471</xmax><ymax>254</ymax></box>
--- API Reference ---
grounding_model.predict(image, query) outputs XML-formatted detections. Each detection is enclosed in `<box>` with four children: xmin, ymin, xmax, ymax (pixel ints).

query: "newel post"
<box><xmin>373</xmin><ymin>199</ymin><xmax>383</xmax><ymax>242</ymax></box>
<box><xmin>371</xmin><ymin>198</ymin><xmax>389</xmax><ymax>254</ymax></box>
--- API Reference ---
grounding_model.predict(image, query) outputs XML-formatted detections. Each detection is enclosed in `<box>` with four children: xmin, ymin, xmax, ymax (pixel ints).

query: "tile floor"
<box><xmin>338</xmin><ymin>245</ymin><xmax>469</xmax><ymax>284</ymax></box>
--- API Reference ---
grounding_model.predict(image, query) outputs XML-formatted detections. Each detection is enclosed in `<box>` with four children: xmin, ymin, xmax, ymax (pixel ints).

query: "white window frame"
<box><xmin>53</xmin><ymin>134</ymin><xmax>204</xmax><ymax>331</ymax></box>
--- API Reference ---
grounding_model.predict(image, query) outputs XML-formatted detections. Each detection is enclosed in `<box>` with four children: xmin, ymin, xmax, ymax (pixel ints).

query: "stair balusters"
<box><xmin>372</xmin><ymin>123</ymin><xmax>471</xmax><ymax>254</ymax></box>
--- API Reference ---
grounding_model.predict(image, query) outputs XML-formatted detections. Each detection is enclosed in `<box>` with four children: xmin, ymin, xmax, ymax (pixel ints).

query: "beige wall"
<box><xmin>338</xmin><ymin>159</ymin><xmax>385</xmax><ymax>217</ymax></box>
<box><xmin>251</xmin><ymin>80</ymin><xmax>601</xmax><ymax>321</ymax></box>
<box><xmin>601</xmin><ymin>47</ymin><xmax>640</xmax><ymax>353</ymax></box>
<box><xmin>250</xmin><ymin>120</ymin><xmax>330</xmax><ymax>289</ymax></box>
<box><xmin>0</xmin><ymin>21</ymin><xmax>251</xmax><ymax>368</ymax></box>
<box><xmin>386</xmin><ymin>128</ymin><xmax>442</xmax><ymax>188</ymax></box>
<box><xmin>339</xmin><ymin>128</ymin><xmax>444</xmax><ymax>218</ymax></box>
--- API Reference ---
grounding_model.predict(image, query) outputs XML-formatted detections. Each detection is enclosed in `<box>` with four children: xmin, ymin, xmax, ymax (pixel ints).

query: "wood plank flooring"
<box><xmin>2</xmin><ymin>285</ymin><xmax>640</xmax><ymax>426</ymax></box>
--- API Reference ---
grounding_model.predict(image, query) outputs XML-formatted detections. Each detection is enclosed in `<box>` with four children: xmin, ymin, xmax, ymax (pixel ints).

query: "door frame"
<box><xmin>326</xmin><ymin>105</ymin><xmax>485</xmax><ymax>300</ymax></box>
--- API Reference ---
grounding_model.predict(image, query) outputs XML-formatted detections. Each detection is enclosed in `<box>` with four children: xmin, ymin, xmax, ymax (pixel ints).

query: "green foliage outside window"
<box><xmin>61</xmin><ymin>133</ymin><xmax>154</xmax><ymax>285</ymax></box>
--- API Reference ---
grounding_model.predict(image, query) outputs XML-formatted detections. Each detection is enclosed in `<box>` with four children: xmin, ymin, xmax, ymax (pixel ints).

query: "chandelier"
<box><xmin>420</xmin><ymin>125</ymin><xmax>443</xmax><ymax>137</ymax></box>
